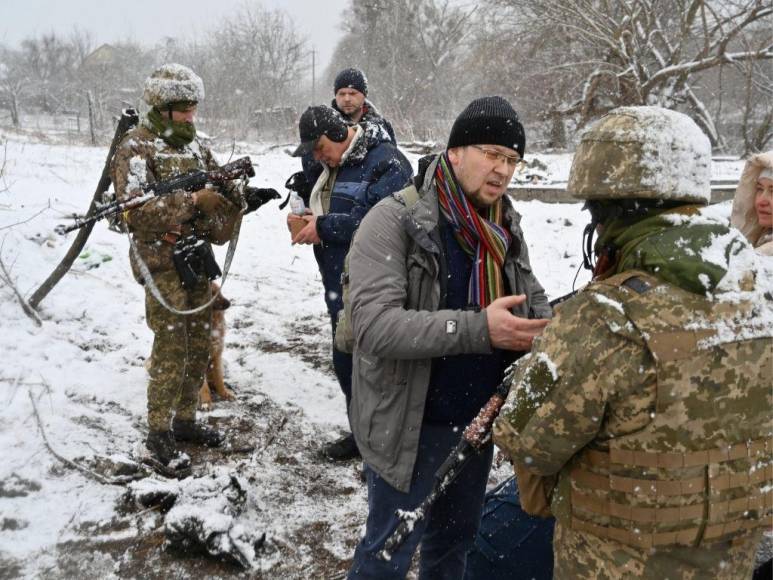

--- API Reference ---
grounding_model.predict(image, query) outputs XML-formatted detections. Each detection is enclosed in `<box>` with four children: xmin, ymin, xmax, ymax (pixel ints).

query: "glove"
<box><xmin>243</xmin><ymin>187</ymin><xmax>280</xmax><ymax>214</ymax></box>
<box><xmin>193</xmin><ymin>188</ymin><xmax>227</xmax><ymax>215</ymax></box>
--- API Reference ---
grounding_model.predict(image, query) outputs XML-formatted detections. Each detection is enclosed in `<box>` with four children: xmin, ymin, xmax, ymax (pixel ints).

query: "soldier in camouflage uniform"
<box><xmin>493</xmin><ymin>106</ymin><xmax>773</xmax><ymax>579</ymax></box>
<box><xmin>111</xmin><ymin>64</ymin><xmax>244</xmax><ymax>470</ymax></box>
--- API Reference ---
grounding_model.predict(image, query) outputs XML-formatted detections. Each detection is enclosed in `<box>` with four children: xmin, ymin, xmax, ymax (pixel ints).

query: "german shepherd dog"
<box><xmin>199</xmin><ymin>281</ymin><xmax>235</xmax><ymax>410</ymax></box>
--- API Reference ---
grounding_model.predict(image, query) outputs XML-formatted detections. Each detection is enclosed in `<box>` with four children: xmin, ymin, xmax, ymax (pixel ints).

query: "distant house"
<box><xmin>252</xmin><ymin>106</ymin><xmax>296</xmax><ymax>140</ymax></box>
<box><xmin>81</xmin><ymin>44</ymin><xmax>119</xmax><ymax>69</ymax></box>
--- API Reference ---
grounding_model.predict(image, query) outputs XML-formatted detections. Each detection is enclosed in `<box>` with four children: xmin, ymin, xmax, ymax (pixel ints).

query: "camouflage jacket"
<box><xmin>493</xmin><ymin>270</ymin><xmax>772</xmax><ymax>579</ymax></box>
<box><xmin>111</xmin><ymin>124</ymin><xmax>242</xmax><ymax>283</ymax></box>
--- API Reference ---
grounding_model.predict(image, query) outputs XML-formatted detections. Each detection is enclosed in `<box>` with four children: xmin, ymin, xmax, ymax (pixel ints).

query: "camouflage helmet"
<box><xmin>142</xmin><ymin>63</ymin><xmax>205</xmax><ymax>108</ymax></box>
<box><xmin>568</xmin><ymin>106</ymin><xmax>711</xmax><ymax>204</ymax></box>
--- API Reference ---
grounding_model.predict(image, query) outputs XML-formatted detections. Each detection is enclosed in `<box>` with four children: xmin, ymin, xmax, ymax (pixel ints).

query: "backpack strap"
<box><xmin>594</xmin><ymin>270</ymin><xmax>659</xmax><ymax>294</ymax></box>
<box><xmin>393</xmin><ymin>184</ymin><xmax>421</xmax><ymax>209</ymax></box>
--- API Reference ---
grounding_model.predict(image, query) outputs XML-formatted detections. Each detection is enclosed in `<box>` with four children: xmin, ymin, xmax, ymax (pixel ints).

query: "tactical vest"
<box><xmin>564</xmin><ymin>271</ymin><xmax>772</xmax><ymax>549</ymax></box>
<box><xmin>124</xmin><ymin>126</ymin><xmax>208</xmax><ymax>239</ymax></box>
<box><xmin>115</xmin><ymin>126</ymin><xmax>233</xmax><ymax>283</ymax></box>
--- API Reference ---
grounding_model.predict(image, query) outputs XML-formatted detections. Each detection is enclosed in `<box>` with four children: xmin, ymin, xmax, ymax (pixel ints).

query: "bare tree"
<box><xmin>77</xmin><ymin>41</ymin><xmax>154</xmax><ymax>135</ymax></box>
<box><xmin>20</xmin><ymin>33</ymin><xmax>80</xmax><ymax>113</ymax></box>
<box><xmin>178</xmin><ymin>4</ymin><xmax>307</xmax><ymax>139</ymax></box>
<box><xmin>0</xmin><ymin>47</ymin><xmax>27</xmax><ymax>128</ymax></box>
<box><xmin>486</xmin><ymin>0</ymin><xmax>772</xmax><ymax>147</ymax></box>
<box><xmin>736</xmin><ymin>33</ymin><xmax>773</xmax><ymax>154</ymax></box>
<box><xmin>69</xmin><ymin>27</ymin><xmax>95</xmax><ymax>67</ymax></box>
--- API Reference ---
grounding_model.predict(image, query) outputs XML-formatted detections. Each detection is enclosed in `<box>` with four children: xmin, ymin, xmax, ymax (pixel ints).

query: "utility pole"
<box><xmin>311</xmin><ymin>47</ymin><xmax>316</xmax><ymax>105</ymax></box>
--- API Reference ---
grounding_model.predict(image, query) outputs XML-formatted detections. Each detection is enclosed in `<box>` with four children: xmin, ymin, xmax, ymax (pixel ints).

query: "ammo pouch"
<box><xmin>563</xmin><ymin>271</ymin><xmax>773</xmax><ymax>549</ymax></box>
<box><xmin>172</xmin><ymin>235</ymin><xmax>222</xmax><ymax>289</ymax></box>
<box><xmin>513</xmin><ymin>462</ymin><xmax>556</xmax><ymax>518</ymax></box>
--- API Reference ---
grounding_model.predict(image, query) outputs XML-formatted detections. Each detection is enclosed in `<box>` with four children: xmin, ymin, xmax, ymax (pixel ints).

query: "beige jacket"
<box><xmin>730</xmin><ymin>151</ymin><xmax>773</xmax><ymax>255</ymax></box>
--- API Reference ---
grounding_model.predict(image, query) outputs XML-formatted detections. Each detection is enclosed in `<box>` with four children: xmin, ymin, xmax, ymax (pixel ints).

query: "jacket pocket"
<box><xmin>405</xmin><ymin>252</ymin><xmax>435</xmax><ymax>311</ymax></box>
<box><xmin>330</xmin><ymin>181</ymin><xmax>366</xmax><ymax>212</ymax></box>
<box><xmin>354</xmin><ymin>352</ymin><xmax>407</xmax><ymax>462</ymax></box>
<box><xmin>328</xmin><ymin>194</ymin><xmax>355</xmax><ymax>215</ymax></box>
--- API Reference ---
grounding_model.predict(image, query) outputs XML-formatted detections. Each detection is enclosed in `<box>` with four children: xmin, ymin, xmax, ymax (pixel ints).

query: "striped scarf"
<box><xmin>435</xmin><ymin>154</ymin><xmax>511</xmax><ymax>307</ymax></box>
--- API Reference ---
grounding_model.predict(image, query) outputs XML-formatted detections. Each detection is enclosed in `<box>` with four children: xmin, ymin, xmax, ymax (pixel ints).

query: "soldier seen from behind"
<box><xmin>289</xmin><ymin>105</ymin><xmax>413</xmax><ymax>461</ymax></box>
<box><xmin>494</xmin><ymin>106</ymin><xmax>773</xmax><ymax>579</ymax></box>
<box><xmin>112</xmin><ymin>64</ymin><xmax>246</xmax><ymax>475</ymax></box>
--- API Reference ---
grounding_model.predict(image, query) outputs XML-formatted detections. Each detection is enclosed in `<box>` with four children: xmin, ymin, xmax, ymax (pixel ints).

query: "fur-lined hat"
<box><xmin>143</xmin><ymin>63</ymin><xmax>205</xmax><ymax>108</ymax></box>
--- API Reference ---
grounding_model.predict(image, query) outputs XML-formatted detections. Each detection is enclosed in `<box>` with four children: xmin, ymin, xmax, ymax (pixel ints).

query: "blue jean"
<box><xmin>348</xmin><ymin>422</ymin><xmax>494</xmax><ymax>580</ymax></box>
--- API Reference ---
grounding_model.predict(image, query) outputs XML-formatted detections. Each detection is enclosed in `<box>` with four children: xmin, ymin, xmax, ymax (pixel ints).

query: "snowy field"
<box><xmin>0</xmin><ymin>131</ymin><xmax>739</xmax><ymax>578</ymax></box>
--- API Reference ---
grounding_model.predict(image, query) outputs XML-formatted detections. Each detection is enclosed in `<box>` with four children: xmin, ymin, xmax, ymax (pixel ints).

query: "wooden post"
<box><xmin>87</xmin><ymin>91</ymin><xmax>97</xmax><ymax>146</ymax></box>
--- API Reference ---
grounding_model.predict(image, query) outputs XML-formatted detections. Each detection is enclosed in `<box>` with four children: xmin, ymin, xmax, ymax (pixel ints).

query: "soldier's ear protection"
<box><xmin>581</xmin><ymin>199</ymin><xmax>683</xmax><ymax>272</ymax></box>
<box><xmin>582</xmin><ymin>201</ymin><xmax>622</xmax><ymax>271</ymax></box>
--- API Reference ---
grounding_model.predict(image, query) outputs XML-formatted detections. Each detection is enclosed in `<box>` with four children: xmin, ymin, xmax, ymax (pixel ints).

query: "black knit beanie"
<box><xmin>447</xmin><ymin>96</ymin><xmax>525</xmax><ymax>157</ymax></box>
<box><xmin>334</xmin><ymin>68</ymin><xmax>368</xmax><ymax>96</ymax></box>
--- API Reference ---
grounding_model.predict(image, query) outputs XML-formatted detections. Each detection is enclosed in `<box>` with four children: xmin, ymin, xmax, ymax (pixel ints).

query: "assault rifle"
<box><xmin>379</xmin><ymin>367</ymin><xmax>516</xmax><ymax>561</ymax></box>
<box><xmin>55</xmin><ymin>157</ymin><xmax>256</xmax><ymax>235</ymax></box>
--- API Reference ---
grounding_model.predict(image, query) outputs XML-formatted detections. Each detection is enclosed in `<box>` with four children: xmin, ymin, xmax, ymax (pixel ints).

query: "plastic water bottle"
<box><xmin>289</xmin><ymin>191</ymin><xmax>306</xmax><ymax>216</ymax></box>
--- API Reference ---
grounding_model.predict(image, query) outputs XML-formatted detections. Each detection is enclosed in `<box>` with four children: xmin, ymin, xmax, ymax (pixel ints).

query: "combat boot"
<box><xmin>322</xmin><ymin>432</ymin><xmax>361</xmax><ymax>462</ymax></box>
<box><xmin>144</xmin><ymin>430</ymin><xmax>191</xmax><ymax>477</ymax></box>
<box><xmin>172</xmin><ymin>419</ymin><xmax>225</xmax><ymax>447</ymax></box>
<box><xmin>146</xmin><ymin>430</ymin><xmax>178</xmax><ymax>465</ymax></box>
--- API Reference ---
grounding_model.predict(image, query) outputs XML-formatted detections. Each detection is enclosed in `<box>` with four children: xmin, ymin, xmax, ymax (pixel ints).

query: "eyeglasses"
<box><xmin>470</xmin><ymin>145</ymin><xmax>521</xmax><ymax>168</ymax></box>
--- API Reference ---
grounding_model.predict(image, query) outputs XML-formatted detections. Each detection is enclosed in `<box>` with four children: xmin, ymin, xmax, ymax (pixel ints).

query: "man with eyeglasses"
<box><xmin>345</xmin><ymin>96</ymin><xmax>552</xmax><ymax>578</ymax></box>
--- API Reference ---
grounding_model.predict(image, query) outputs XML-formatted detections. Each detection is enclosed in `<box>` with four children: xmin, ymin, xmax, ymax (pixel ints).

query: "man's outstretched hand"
<box><xmin>486</xmin><ymin>295</ymin><xmax>550</xmax><ymax>351</ymax></box>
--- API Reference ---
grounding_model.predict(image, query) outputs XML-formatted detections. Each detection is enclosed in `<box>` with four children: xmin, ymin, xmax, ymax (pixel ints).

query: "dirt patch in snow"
<box><xmin>42</xmin><ymin>385</ymin><xmax>363</xmax><ymax>579</ymax></box>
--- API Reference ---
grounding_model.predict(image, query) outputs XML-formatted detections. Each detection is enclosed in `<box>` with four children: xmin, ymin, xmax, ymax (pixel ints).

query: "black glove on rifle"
<box><xmin>243</xmin><ymin>187</ymin><xmax>280</xmax><ymax>214</ymax></box>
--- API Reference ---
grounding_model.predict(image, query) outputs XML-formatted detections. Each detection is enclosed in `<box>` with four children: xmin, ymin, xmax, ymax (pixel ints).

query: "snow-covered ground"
<box><xmin>0</xmin><ymin>131</ymin><xmax>740</xmax><ymax>578</ymax></box>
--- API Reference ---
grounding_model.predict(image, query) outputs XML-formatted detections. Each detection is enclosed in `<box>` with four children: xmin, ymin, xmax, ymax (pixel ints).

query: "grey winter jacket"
<box><xmin>348</xmin><ymin>155</ymin><xmax>552</xmax><ymax>492</ymax></box>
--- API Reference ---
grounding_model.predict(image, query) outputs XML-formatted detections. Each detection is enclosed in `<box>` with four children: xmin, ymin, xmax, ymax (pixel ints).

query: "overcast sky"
<box><xmin>0</xmin><ymin>0</ymin><xmax>350</xmax><ymax>73</ymax></box>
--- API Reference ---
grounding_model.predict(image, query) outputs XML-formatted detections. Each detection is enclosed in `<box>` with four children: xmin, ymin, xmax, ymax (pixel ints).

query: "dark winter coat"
<box><xmin>308</xmin><ymin>122</ymin><xmax>413</xmax><ymax>318</ymax></box>
<box><xmin>333</xmin><ymin>98</ymin><xmax>397</xmax><ymax>145</ymax></box>
<box><xmin>302</xmin><ymin>99</ymin><xmax>397</xmax><ymax>187</ymax></box>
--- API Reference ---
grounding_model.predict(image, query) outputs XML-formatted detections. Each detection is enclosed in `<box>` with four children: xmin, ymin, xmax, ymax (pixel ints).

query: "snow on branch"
<box><xmin>643</xmin><ymin>45</ymin><xmax>773</xmax><ymax>92</ymax></box>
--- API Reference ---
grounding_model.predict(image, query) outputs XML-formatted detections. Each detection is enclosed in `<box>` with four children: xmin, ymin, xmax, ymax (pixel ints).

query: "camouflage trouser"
<box><xmin>553</xmin><ymin>522</ymin><xmax>762</xmax><ymax>580</ymax></box>
<box><xmin>145</xmin><ymin>270</ymin><xmax>212</xmax><ymax>432</ymax></box>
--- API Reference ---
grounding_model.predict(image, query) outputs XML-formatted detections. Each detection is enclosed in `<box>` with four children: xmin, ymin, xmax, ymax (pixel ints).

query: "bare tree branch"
<box><xmin>28</xmin><ymin>390</ymin><xmax>132</xmax><ymax>486</ymax></box>
<box><xmin>0</xmin><ymin>200</ymin><xmax>52</xmax><ymax>231</ymax></box>
<box><xmin>0</xmin><ymin>237</ymin><xmax>42</xmax><ymax>326</ymax></box>
<box><xmin>643</xmin><ymin>45</ymin><xmax>773</xmax><ymax>92</ymax></box>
